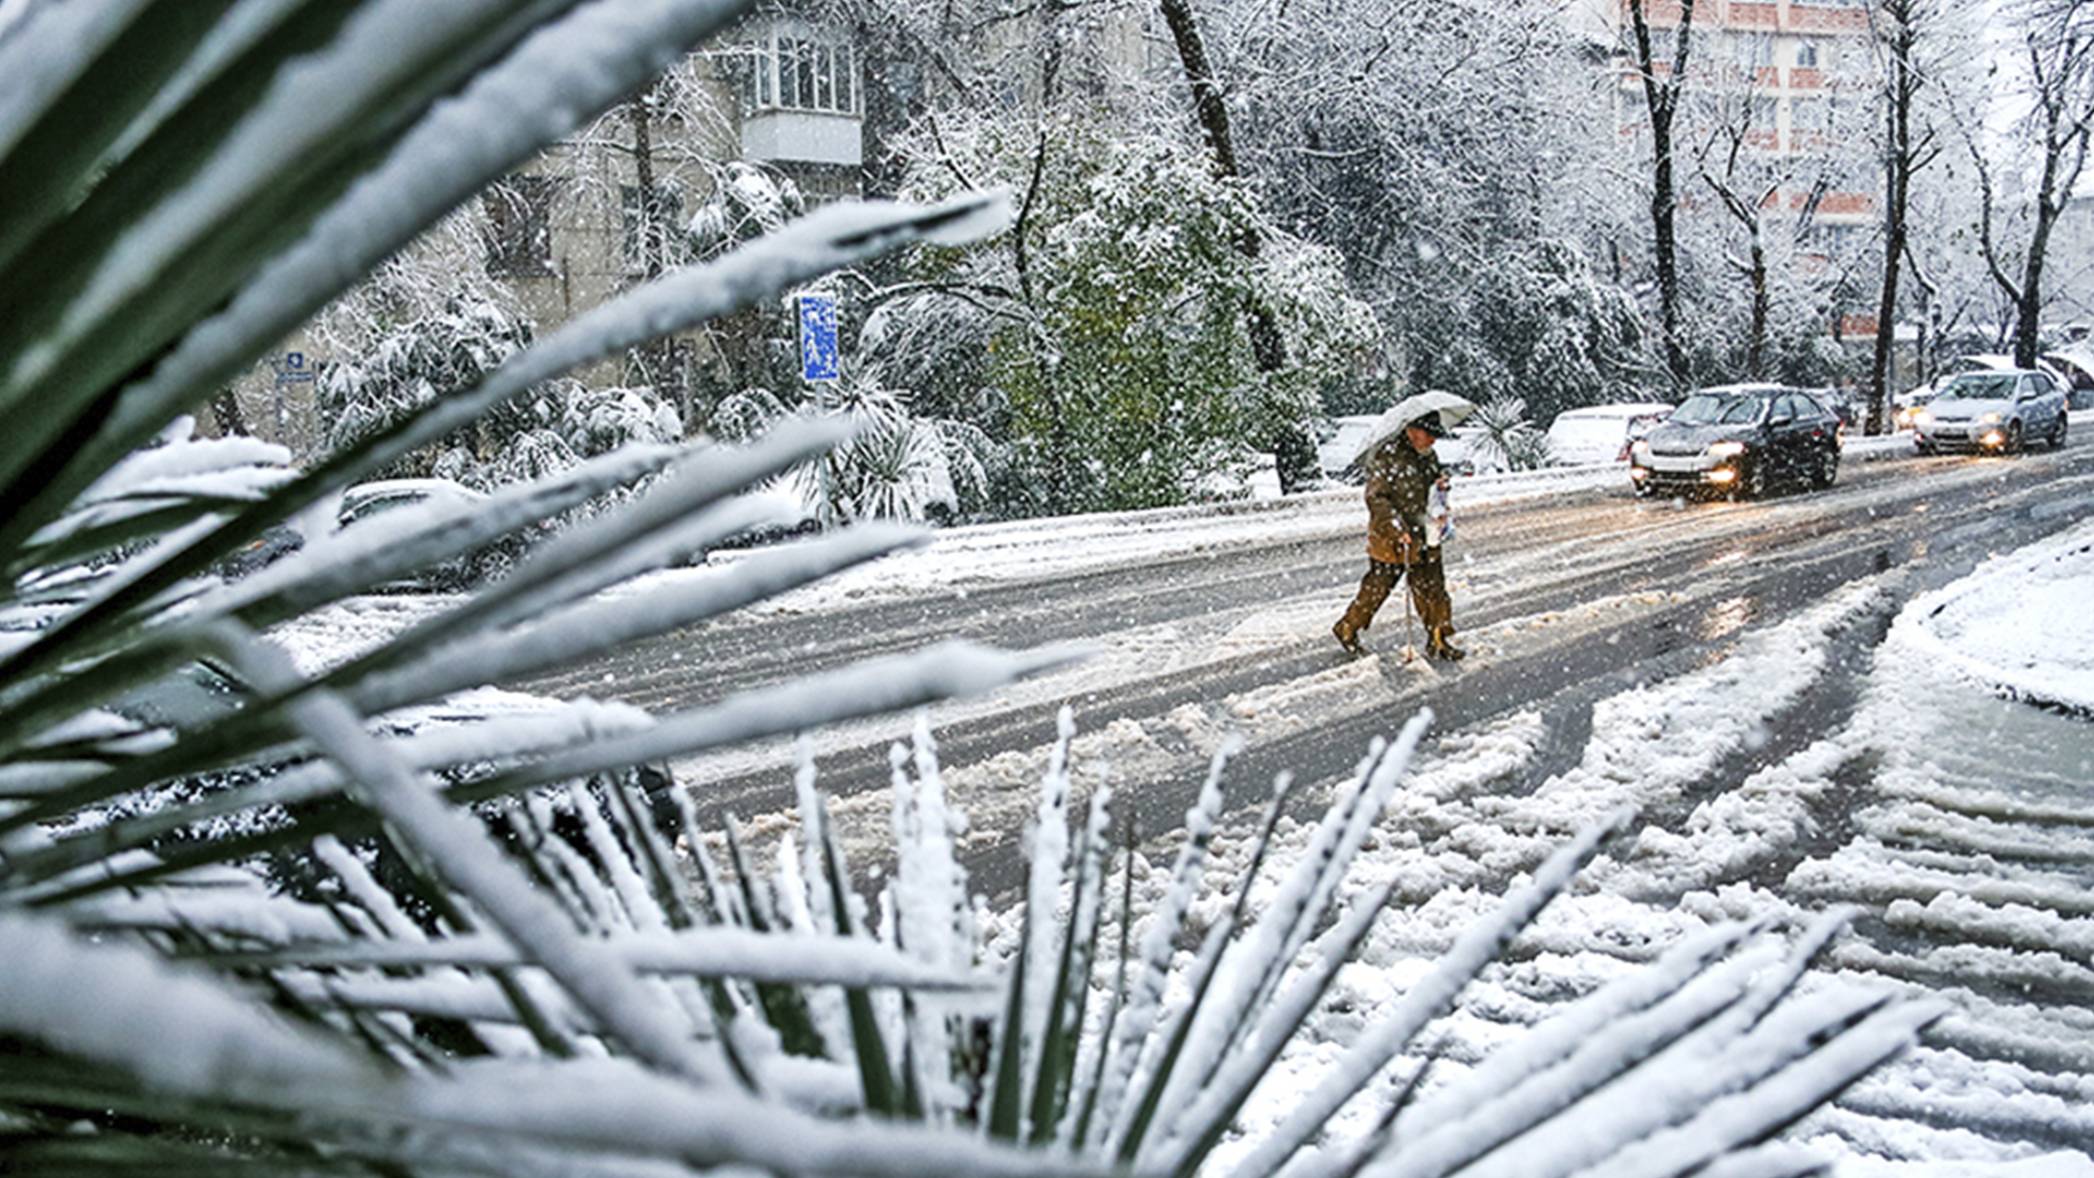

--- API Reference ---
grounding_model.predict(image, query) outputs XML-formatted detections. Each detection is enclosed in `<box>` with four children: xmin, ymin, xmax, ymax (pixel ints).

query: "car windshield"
<box><xmin>1671</xmin><ymin>393</ymin><xmax>1766</xmax><ymax>426</ymax></box>
<box><xmin>1937</xmin><ymin>374</ymin><xmax>2016</xmax><ymax>401</ymax></box>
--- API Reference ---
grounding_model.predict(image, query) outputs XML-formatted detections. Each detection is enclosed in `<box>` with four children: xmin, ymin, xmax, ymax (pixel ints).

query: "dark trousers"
<box><xmin>1340</xmin><ymin>549</ymin><xmax>1454</xmax><ymax>639</ymax></box>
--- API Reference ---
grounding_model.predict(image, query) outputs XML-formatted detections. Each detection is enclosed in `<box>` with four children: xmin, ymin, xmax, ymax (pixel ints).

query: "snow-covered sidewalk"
<box><xmin>1897</xmin><ymin>519</ymin><xmax>2094</xmax><ymax>713</ymax></box>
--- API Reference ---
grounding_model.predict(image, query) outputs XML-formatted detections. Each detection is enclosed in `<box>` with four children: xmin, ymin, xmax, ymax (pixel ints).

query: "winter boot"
<box><xmin>1426</xmin><ymin>625</ymin><xmax>1465</xmax><ymax>662</ymax></box>
<box><xmin>1332</xmin><ymin>617</ymin><xmax>1365</xmax><ymax>656</ymax></box>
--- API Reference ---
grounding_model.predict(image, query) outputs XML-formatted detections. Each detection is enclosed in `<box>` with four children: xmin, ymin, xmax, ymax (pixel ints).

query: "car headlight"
<box><xmin>1706</xmin><ymin>441</ymin><xmax>1747</xmax><ymax>459</ymax></box>
<box><xmin>1910</xmin><ymin>408</ymin><xmax>1932</xmax><ymax>425</ymax></box>
<box><xmin>1631</xmin><ymin>439</ymin><xmax>1651</xmax><ymax>461</ymax></box>
<box><xmin>1980</xmin><ymin>411</ymin><xmax>2002</xmax><ymax>424</ymax></box>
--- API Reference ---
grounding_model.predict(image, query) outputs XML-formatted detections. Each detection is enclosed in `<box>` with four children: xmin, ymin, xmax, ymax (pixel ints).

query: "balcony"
<box><xmin>741</xmin><ymin>111</ymin><xmax>861</xmax><ymax>167</ymax></box>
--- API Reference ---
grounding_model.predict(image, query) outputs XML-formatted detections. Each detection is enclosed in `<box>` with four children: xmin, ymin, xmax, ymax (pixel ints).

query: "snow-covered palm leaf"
<box><xmin>0</xmin><ymin>3</ymin><xmax>1070</xmax><ymax>1172</ymax></box>
<box><xmin>1464</xmin><ymin>397</ymin><xmax>1551</xmax><ymax>473</ymax></box>
<box><xmin>759</xmin><ymin>712</ymin><xmax>1936</xmax><ymax>1175</ymax></box>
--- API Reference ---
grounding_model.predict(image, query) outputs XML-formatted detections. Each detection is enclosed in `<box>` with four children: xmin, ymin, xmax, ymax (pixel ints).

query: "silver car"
<box><xmin>1912</xmin><ymin>369</ymin><xmax>2069</xmax><ymax>454</ymax></box>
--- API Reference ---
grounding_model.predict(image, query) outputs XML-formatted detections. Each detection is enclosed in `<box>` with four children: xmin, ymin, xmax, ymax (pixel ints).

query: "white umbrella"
<box><xmin>1352</xmin><ymin>390</ymin><xmax>1478</xmax><ymax>463</ymax></box>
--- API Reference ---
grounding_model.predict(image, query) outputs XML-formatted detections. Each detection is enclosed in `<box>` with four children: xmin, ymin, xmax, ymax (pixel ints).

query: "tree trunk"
<box><xmin>1867</xmin><ymin>8</ymin><xmax>1918</xmax><ymax>436</ymax></box>
<box><xmin>1158</xmin><ymin>0</ymin><xmax>1318</xmax><ymax>492</ymax></box>
<box><xmin>631</xmin><ymin>96</ymin><xmax>663</xmax><ymax>281</ymax></box>
<box><xmin>1627</xmin><ymin>0</ymin><xmax>1697</xmax><ymax>389</ymax></box>
<box><xmin>627</xmin><ymin>91</ymin><xmax>690</xmax><ymax>429</ymax></box>
<box><xmin>2015</xmin><ymin>201</ymin><xmax>2059</xmax><ymax>368</ymax></box>
<box><xmin>1651</xmin><ymin>122</ymin><xmax>1689</xmax><ymax>384</ymax></box>
<box><xmin>209</xmin><ymin>388</ymin><xmax>250</xmax><ymax>437</ymax></box>
<box><xmin>1746</xmin><ymin>234</ymin><xmax>1768</xmax><ymax>381</ymax></box>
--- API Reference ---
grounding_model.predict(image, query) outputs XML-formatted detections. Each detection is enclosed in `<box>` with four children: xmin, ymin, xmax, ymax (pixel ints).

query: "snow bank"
<box><xmin>1842</xmin><ymin>433</ymin><xmax>1920</xmax><ymax>461</ymax></box>
<box><xmin>1897</xmin><ymin>518</ymin><xmax>2094</xmax><ymax>712</ymax></box>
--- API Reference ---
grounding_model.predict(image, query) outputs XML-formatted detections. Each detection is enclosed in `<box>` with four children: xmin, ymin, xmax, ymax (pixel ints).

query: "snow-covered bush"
<box><xmin>894</xmin><ymin>112</ymin><xmax>1378</xmax><ymax>516</ymax></box>
<box><xmin>719</xmin><ymin>374</ymin><xmax>995</xmax><ymax>525</ymax></box>
<box><xmin>1414</xmin><ymin>239</ymin><xmax>1653</xmax><ymax>427</ymax></box>
<box><xmin>313</xmin><ymin>210</ymin><xmax>686</xmax><ymax>492</ymax></box>
<box><xmin>0</xmin><ymin>5</ymin><xmax>1925</xmax><ymax>1173</ymax></box>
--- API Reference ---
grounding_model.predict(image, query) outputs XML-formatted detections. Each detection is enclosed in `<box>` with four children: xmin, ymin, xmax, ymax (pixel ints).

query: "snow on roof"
<box><xmin>1552</xmin><ymin>401</ymin><xmax>1675</xmax><ymax>421</ymax></box>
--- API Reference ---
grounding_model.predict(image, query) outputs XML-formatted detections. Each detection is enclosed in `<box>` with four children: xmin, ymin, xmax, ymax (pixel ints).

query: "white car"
<box><xmin>336</xmin><ymin>478</ymin><xmax>501</xmax><ymax>591</ymax></box>
<box><xmin>1432</xmin><ymin>424</ymin><xmax>1505</xmax><ymax>475</ymax></box>
<box><xmin>1911</xmin><ymin>369</ymin><xmax>2070</xmax><ymax>454</ymax></box>
<box><xmin>1317</xmin><ymin>415</ymin><xmax>1383</xmax><ymax>480</ymax></box>
<box><xmin>1898</xmin><ymin>354</ymin><xmax>2074</xmax><ymax>428</ymax></box>
<box><xmin>1544</xmin><ymin>402</ymin><xmax>1675</xmax><ymax>466</ymax></box>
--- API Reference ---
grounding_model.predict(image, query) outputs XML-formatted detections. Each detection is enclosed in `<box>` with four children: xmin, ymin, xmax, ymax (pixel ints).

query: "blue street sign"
<box><xmin>796</xmin><ymin>292</ymin><xmax>840</xmax><ymax>382</ymax></box>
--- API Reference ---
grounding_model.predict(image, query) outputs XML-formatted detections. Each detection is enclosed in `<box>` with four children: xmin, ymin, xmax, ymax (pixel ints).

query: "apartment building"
<box><xmin>1583</xmin><ymin>0</ymin><xmax>1883</xmax><ymax>337</ymax></box>
<box><xmin>224</xmin><ymin>9</ymin><xmax>870</xmax><ymax>454</ymax></box>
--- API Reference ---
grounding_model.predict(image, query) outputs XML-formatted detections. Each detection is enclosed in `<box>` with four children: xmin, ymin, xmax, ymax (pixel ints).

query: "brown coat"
<box><xmin>1363</xmin><ymin>439</ymin><xmax>1439</xmax><ymax>564</ymax></box>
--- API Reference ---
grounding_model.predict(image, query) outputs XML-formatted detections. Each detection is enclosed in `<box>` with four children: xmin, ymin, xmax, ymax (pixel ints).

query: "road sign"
<box><xmin>796</xmin><ymin>292</ymin><xmax>840</xmax><ymax>383</ymax></box>
<box><xmin>276</xmin><ymin>351</ymin><xmax>314</xmax><ymax>384</ymax></box>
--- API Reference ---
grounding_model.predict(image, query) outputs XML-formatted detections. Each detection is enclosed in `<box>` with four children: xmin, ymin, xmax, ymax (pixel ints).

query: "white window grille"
<box><xmin>738</xmin><ymin>29</ymin><xmax>861</xmax><ymax>117</ymax></box>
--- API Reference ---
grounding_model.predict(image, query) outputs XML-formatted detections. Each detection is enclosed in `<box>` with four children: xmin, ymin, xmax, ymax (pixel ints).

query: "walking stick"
<box><xmin>1400</xmin><ymin>534</ymin><xmax>1419</xmax><ymax>664</ymax></box>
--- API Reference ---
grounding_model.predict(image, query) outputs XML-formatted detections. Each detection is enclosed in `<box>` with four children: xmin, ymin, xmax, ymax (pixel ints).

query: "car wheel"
<box><xmin>2051</xmin><ymin>414</ymin><xmax>2069</xmax><ymax>449</ymax></box>
<box><xmin>1814</xmin><ymin>448</ymin><xmax>1838</xmax><ymax>489</ymax></box>
<box><xmin>2008</xmin><ymin>421</ymin><xmax>2024</xmax><ymax>455</ymax></box>
<box><xmin>1740</xmin><ymin>459</ymin><xmax>1769</xmax><ymax>500</ymax></box>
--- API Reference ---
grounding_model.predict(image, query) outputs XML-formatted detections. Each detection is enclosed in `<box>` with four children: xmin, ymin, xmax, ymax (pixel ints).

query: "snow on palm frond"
<box><xmin>1464</xmin><ymin>397</ymin><xmax>1551</xmax><ymax>473</ymax></box>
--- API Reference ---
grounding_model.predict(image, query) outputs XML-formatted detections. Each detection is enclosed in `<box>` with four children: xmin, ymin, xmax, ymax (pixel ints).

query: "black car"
<box><xmin>1629</xmin><ymin>384</ymin><xmax>1842</xmax><ymax>499</ymax></box>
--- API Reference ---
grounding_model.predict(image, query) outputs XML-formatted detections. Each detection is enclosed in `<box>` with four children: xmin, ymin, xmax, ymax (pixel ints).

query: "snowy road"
<box><xmin>535</xmin><ymin>435</ymin><xmax>2092</xmax><ymax>879</ymax></box>
<box><xmin>524</xmin><ymin>433</ymin><xmax>2094</xmax><ymax>1170</ymax></box>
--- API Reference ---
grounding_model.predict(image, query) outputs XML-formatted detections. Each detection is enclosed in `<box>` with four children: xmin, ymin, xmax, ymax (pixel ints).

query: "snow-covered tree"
<box><xmin>1963</xmin><ymin>0</ymin><xmax>2094</xmax><ymax>368</ymax></box>
<box><xmin>310</xmin><ymin>210</ymin><xmax>555</xmax><ymax>483</ymax></box>
<box><xmin>1414</xmin><ymin>239</ymin><xmax>1650</xmax><ymax>426</ymax></box>
<box><xmin>890</xmin><ymin>111</ymin><xmax>1375</xmax><ymax>515</ymax></box>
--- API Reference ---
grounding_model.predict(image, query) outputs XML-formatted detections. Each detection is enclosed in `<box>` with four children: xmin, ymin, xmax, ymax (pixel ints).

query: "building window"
<box><xmin>483</xmin><ymin>174</ymin><xmax>558</xmax><ymax>278</ymax></box>
<box><xmin>1730</xmin><ymin>32</ymin><xmax>1774</xmax><ymax>67</ymax></box>
<box><xmin>1791</xmin><ymin>96</ymin><xmax>1828</xmax><ymax>137</ymax></box>
<box><xmin>738</xmin><ymin>29</ymin><xmax>860</xmax><ymax>116</ymax></box>
<box><xmin>1796</xmin><ymin>41</ymin><xmax>1819</xmax><ymax>68</ymax></box>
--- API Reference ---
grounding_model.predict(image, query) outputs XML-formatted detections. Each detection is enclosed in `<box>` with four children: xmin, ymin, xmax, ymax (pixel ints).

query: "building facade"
<box><xmin>1585</xmin><ymin>0</ymin><xmax>1883</xmax><ymax>339</ymax></box>
<box><xmin>224</xmin><ymin>12</ymin><xmax>871</xmax><ymax>456</ymax></box>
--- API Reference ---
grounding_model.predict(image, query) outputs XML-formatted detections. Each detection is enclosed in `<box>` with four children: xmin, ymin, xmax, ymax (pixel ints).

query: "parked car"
<box><xmin>1911</xmin><ymin>369</ymin><xmax>2069</xmax><ymax>455</ymax></box>
<box><xmin>2040</xmin><ymin>346</ymin><xmax>2094</xmax><ymax>411</ymax></box>
<box><xmin>1629</xmin><ymin>384</ymin><xmax>1841</xmax><ymax>499</ymax></box>
<box><xmin>1807</xmin><ymin>386</ymin><xmax>1862</xmax><ymax>429</ymax></box>
<box><xmin>212</xmin><ymin>520</ymin><xmax>306</xmax><ymax>581</ymax></box>
<box><xmin>336</xmin><ymin>478</ymin><xmax>504</xmax><ymax>591</ymax></box>
<box><xmin>1545</xmin><ymin>402</ymin><xmax>1675</xmax><ymax>466</ymax></box>
<box><xmin>1318</xmin><ymin>415</ymin><xmax>1509</xmax><ymax>480</ymax></box>
<box><xmin>1316</xmin><ymin>415</ymin><xmax>1382</xmax><ymax>481</ymax></box>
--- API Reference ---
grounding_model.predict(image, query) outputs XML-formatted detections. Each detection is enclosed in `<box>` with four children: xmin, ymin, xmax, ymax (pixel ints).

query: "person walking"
<box><xmin>1332</xmin><ymin>415</ymin><xmax>1464</xmax><ymax>661</ymax></box>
